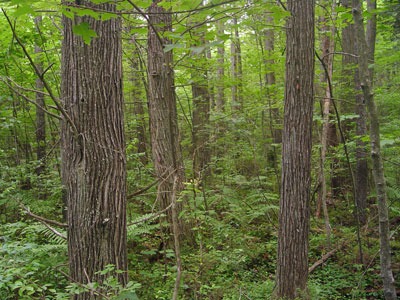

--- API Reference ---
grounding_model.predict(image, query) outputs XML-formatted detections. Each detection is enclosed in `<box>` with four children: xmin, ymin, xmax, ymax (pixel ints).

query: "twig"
<box><xmin>1</xmin><ymin>75</ymin><xmax>55</xmax><ymax>99</ymax></box>
<box><xmin>127</xmin><ymin>177</ymin><xmax>160</xmax><ymax>199</ymax></box>
<box><xmin>277</xmin><ymin>0</ymin><xmax>287</xmax><ymax>11</ymax></box>
<box><xmin>235</xmin><ymin>286</ymin><xmax>253</xmax><ymax>300</ymax></box>
<box><xmin>12</xmin><ymin>196</ymin><xmax>68</xmax><ymax>228</ymax></box>
<box><xmin>127</xmin><ymin>203</ymin><xmax>173</xmax><ymax>226</ymax></box>
<box><xmin>0</xmin><ymin>77</ymin><xmax>61</xmax><ymax>120</ymax></box>
<box><xmin>55</xmin><ymin>265</ymin><xmax>111</xmax><ymax>300</ymax></box>
<box><xmin>126</xmin><ymin>0</ymin><xmax>164</xmax><ymax>48</ymax></box>
<box><xmin>2</xmin><ymin>9</ymin><xmax>79</xmax><ymax>138</ymax></box>
<box><xmin>12</xmin><ymin>197</ymin><xmax>67</xmax><ymax>240</ymax></box>
<box><xmin>322</xmin><ymin>51</ymin><xmax>359</xmax><ymax>59</ymax></box>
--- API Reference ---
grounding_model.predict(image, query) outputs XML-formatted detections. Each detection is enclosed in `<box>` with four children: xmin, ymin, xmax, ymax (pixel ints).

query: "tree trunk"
<box><xmin>264</xmin><ymin>14</ymin><xmax>280</xmax><ymax>144</ymax></box>
<box><xmin>316</xmin><ymin>1</ymin><xmax>336</xmax><ymax>250</ymax></box>
<box><xmin>216</xmin><ymin>20</ymin><xmax>225</xmax><ymax>113</ymax></box>
<box><xmin>130</xmin><ymin>44</ymin><xmax>148</xmax><ymax>166</ymax></box>
<box><xmin>190</xmin><ymin>19</ymin><xmax>211</xmax><ymax>181</ymax></box>
<box><xmin>34</xmin><ymin>16</ymin><xmax>46</xmax><ymax>177</ymax></box>
<box><xmin>351</xmin><ymin>0</ymin><xmax>397</xmax><ymax>299</ymax></box>
<box><xmin>230</xmin><ymin>17</ymin><xmax>243</xmax><ymax>114</ymax></box>
<box><xmin>61</xmin><ymin>1</ymin><xmax>128</xmax><ymax>297</ymax></box>
<box><xmin>342</xmin><ymin>0</ymin><xmax>369</xmax><ymax>225</ymax></box>
<box><xmin>274</xmin><ymin>0</ymin><xmax>315</xmax><ymax>299</ymax></box>
<box><xmin>147</xmin><ymin>0</ymin><xmax>187</xmax><ymax>233</ymax></box>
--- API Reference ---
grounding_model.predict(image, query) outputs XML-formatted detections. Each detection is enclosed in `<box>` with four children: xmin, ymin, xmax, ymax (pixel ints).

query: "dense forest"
<box><xmin>0</xmin><ymin>0</ymin><xmax>399</xmax><ymax>299</ymax></box>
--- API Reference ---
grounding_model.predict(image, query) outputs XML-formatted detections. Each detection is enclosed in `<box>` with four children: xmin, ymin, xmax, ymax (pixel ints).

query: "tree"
<box><xmin>351</xmin><ymin>0</ymin><xmax>397</xmax><ymax>298</ymax></box>
<box><xmin>230</xmin><ymin>17</ymin><xmax>243</xmax><ymax>114</ymax></box>
<box><xmin>274</xmin><ymin>0</ymin><xmax>315</xmax><ymax>298</ymax></box>
<box><xmin>316</xmin><ymin>0</ymin><xmax>336</xmax><ymax>249</ymax></box>
<box><xmin>341</xmin><ymin>0</ymin><xmax>369</xmax><ymax>225</ymax></box>
<box><xmin>190</xmin><ymin>5</ymin><xmax>211</xmax><ymax>181</ymax></box>
<box><xmin>60</xmin><ymin>1</ymin><xmax>128</xmax><ymax>297</ymax></box>
<box><xmin>34</xmin><ymin>16</ymin><xmax>46</xmax><ymax>177</ymax></box>
<box><xmin>147</xmin><ymin>0</ymin><xmax>187</xmax><ymax>233</ymax></box>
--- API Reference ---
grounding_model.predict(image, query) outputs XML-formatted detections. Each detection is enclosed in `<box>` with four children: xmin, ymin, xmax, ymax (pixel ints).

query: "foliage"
<box><xmin>0</xmin><ymin>0</ymin><xmax>399</xmax><ymax>299</ymax></box>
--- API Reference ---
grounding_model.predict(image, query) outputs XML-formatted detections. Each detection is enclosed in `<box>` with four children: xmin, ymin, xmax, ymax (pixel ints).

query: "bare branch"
<box><xmin>127</xmin><ymin>203</ymin><xmax>173</xmax><ymax>226</ymax></box>
<box><xmin>2</xmin><ymin>9</ymin><xmax>79</xmax><ymax>138</ymax></box>
<box><xmin>309</xmin><ymin>248</ymin><xmax>337</xmax><ymax>274</ymax></box>
<box><xmin>12</xmin><ymin>197</ymin><xmax>68</xmax><ymax>228</ymax></box>
<box><xmin>1</xmin><ymin>75</ymin><xmax>55</xmax><ymax>99</ymax></box>
<box><xmin>0</xmin><ymin>77</ymin><xmax>62</xmax><ymax>120</ymax></box>
<box><xmin>54</xmin><ymin>265</ymin><xmax>111</xmax><ymax>300</ymax></box>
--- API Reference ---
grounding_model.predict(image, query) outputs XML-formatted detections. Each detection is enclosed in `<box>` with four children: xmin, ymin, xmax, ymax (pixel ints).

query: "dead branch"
<box><xmin>127</xmin><ymin>177</ymin><xmax>160</xmax><ymax>199</ymax></box>
<box><xmin>309</xmin><ymin>248</ymin><xmax>337</xmax><ymax>274</ymax></box>
<box><xmin>127</xmin><ymin>203</ymin><xmax>173</xmax><ymax>226</ymax></box>
<box><xmin>12</xmin><ymin>196</ymin><xmax>68</xmax><ymax>228</ymax></box>
<box><xmin>0</xmin><ymin>77</ymin><xmax>62</xmax><ymax>120</ymax></box>
<box><xmin>2</xmin><ymin>75</ymin><xmax>55</xmax><ymax>99</ymax></box>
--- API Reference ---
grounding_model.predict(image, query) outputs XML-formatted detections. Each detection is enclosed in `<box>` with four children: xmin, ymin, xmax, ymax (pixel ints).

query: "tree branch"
<box><xmin>13</xmin><ymin>196</ymin><xmax>68</xmax><ymax>228</ymax></box>
<box><xmin>127</xmin><ymin>203</ymin><xmax>173</xmax><ymax>226</ymax></box>
<box><xmin>0</xmin><ymin>77</ymin><xmax>62</xmax><ymax>120</ymax></box>
<box><xmin>2</xmin><ymin>9</ymin><xmax>79</xmax><ymax>138</ymax></box>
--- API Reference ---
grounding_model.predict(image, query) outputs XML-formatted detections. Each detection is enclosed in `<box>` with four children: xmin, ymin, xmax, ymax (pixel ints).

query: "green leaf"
<box><xmin>163</xmin><ymin>43</ymin><xmax>185</xmax><ymax>53</ymax></box>
<box><xmin>61</xmin><ymin>7</ymin><xmax>75</xmax><ymax>20</ymax></box>
<box><xmin>14</xmin><ymin>5</ymin><xmax>34</xmax><ymax>17</ymax></box>
<box><xmin>190</xmin><ymin>40</ymin><xmax>223</xmax><ymax>54</ymax></box>
<box><xmin>72</xmin><ymin>22</ymin><xmax>98</xmax><ymax>45</ymax></box>
<box><xmin>115</xmin><ymin>291</ymin><xmax>140</xmax><ymax>300</ymax></box>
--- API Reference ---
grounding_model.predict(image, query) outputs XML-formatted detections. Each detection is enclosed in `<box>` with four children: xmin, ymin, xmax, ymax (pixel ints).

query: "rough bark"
<box><xmin>342</xmin><ymin>0</ymin><xmax>368</xmax><ymax>225</ymax></box>
<box><xmin>34</xmin><ymin>16</ymin><xmax>46</xmax><ymax>176</ymax></box>
<box><xmin>351</xmin><ymin>1</ymin><xmax>397</xmax><ymax>299</ymax></box>
<box><xmin>61</xmin><ymin>1</ymin><xmax>127</xmax><ymax>298</ymax></box>
<box><xmin>230</xmin><ymin>18</ymin><xmax>242</xmax><ymax>114</ymax></box>
<box><xmin>274</xmin><ymin>0</ymin><xmax>315</xmax><ymax>299</ymax></box>
<box><xmin>147</xmin><ymin>0</ymin><xmax>186</xmax><ymax>233</ymax></box>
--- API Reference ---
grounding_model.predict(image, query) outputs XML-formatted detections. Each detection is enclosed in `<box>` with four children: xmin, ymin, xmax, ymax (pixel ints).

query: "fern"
<box><xmin>127</xmin><ymin>213</ymin><xmax>161</xmax><ymax>240</ymax></box>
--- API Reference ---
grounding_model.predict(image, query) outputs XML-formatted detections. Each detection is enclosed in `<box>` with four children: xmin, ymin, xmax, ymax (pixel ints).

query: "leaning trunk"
<box><xmin>351</xmin><ymin>0</ymin><xmax>397</xmax><ymax>299</ymax></box>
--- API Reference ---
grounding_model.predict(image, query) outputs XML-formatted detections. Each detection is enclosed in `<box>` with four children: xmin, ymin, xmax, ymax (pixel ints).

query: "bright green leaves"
<box><xmin>72</xmin><ymin>22</ymin><xmax>98</xmax><ymax>45</ymax></box>
<box><xmin>189</xmin><ymin>40</ymin><xmax>224</xmax><ymax>54</ymax></box>
<box><xmin>163</xmin><ymin>43</ymin><xmax>185</xmax><ymax>53</ymax></box>
<box><xmin>163</xmin><ymin>40</ymin><xmax>224</xmax><ymax>54</ymax></box>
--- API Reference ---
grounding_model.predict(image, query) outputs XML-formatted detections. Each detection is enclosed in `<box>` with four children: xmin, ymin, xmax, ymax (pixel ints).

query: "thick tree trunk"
<box><xmin>274</xmin><ymin>1</ymin><xmax>315</xmax><ymax>299</ymax></box>
<box><xmin>34</xmin><ymin>16</ymin><xmax>46</xmax><ymax>176</ymax></box>
<box><xmin>351</xmin><ymin>1</ymin><xmax>397</xmax><ymax>299</ymax></box>
<box><xmin>61</xmin><ymin>1</ymin><xmax>127</xmax><ymax>298</ymax></box>
<box><xmin>147</xmin><ymin>0</ymin><xmax>186</xmax><ymax>233</ymax></box>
